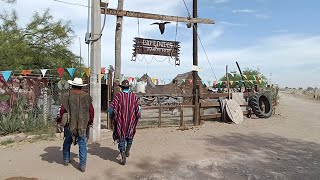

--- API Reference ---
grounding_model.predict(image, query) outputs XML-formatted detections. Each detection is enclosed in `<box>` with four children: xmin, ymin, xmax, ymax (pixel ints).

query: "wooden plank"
<box><xmin>102</xmin><ymin>8</ymin><xmax>215</xmax><ymax>24</ymax></box>
<box><xmin>200</xmin><ymin>92</ymin><xmax>250</xmax><ymax>99</ymax></box>
<box><xmin>180</xmin><ymin>106</ymin><xmax>184</xmax><ymax>127</ymax></box>
<box><xmin>194</xmin><ymin>88</ymin><xmax>200</xmax><ymax>125</ymax></box>
<box><xmin>200</xmin><ymin>108</ymin><xmax>204</xmax><ymax>116</ymax></box>
<box><xmin>136</xmin><ymin>93</ymin><xmax>193</xmax><ymax>97</ymax></box>
<box><xmin>142</xmin><ymin>105</ymin><xmax>194</xmax><ymax>110</ymax></box>
<box><xmin>200</xmin><ymin>93</ymin><xmax>229</xmax><ymax>99</ymax></box>
<box><xmin>201</xmin><ymin>111</ymin><xmax>249</xmax><ymax>121</ymax></box>
<box><xmin>158</xmin><ymin>107</ymin><xmax>162</xmax><ymax>128</ymax></box>
<box><xmin>201</xmin><ymin>113</ymin><xmax>222</xmax><ymax>120</ymax></box>
<box><xmin>200</xmin><ymin>101</ymin><xmax>220</xmax><ymax>108</ymax></box>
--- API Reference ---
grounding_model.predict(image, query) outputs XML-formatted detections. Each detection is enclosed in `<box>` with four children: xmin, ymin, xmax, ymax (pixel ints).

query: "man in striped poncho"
<box><xmin>108</xmin><ymin>80</ymin><xmax>141</xmax><ymax>165</ymax></box>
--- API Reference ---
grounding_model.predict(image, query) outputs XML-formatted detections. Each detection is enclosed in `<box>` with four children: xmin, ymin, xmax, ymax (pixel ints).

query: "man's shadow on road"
<box><xmin>87</xmin><ymin>142</ymin><xmax>119</xmax><ymax>164</ymax></box>
<box><xmin>40</xmin><ymin>146</ymin><xmax>79</xmax><ymax>169</ymax></box>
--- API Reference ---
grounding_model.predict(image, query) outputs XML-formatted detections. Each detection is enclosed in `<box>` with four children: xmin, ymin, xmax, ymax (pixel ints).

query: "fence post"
<box><xmin>43</xmin><ymin>87</ymin><xmax>48</xmax><ymax>124</ymax></box>
<box><xmin>194</xmin><ymin>86</ymin><xmax>200</xmax><ymax>126</ymax></box>
<box><xmin>107</xmin><ymin>70</ymin><xmax>111</xmax><ymax>130</ymax></box>
<box><xmin>180</xmin><ymin>105</ymin><xmax>184</xmax><ymax>127</ymax></box>
<box><xmin>158</xmin><ymin>106</ymin><xmax>162</xmax><ymax>128</ymax></box>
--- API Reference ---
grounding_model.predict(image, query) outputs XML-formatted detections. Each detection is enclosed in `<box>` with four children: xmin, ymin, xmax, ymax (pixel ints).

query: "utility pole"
<box><xmin>89</xmin><ymin>0</ymin><xmax>102</xmax><ymax>141</ymax></box>
<box><xmin>114</xmin><ymin>0</ymin><xmax>124</xmax><ymax>94</ymax></box>
<box><xmin>192</xmin><ymin>0</ymin><xmax>200</xmax><ymax>126</ymax></box>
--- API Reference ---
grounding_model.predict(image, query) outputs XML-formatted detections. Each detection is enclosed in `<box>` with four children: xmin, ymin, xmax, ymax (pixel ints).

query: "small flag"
<box><xmin>104</xmin><ymin>74</ymin><xmax>107</xmax><ymax>80</ymax></box>
<box><xmin>101</xmin><ymin>67</ymin><xmax>106</xmax><ymax>74</ymax></box>
<box><xmin>2</xmin><ymin>71</ymin><xmax>12</xmax><ymax>82</ymax></box>
<box><xmin>66</xmin><ymin>68</ymin><xmax>76</xmax><ymax>78</ymax></box>
<box><xmin>84</xmin><ymin>68</ymin><xmax>90</xmax><ymax>77</ymax></box>
<box><xmin>259</xmin><ymin>80</ymin><xmax>262</xmax><ymax>84</ymax></box>
<box><xmin>214</xmin><ymin>81</ymin><xmax>217</xmax><ymax>86</ymax></box>
<box><xmin>253</xmin><ymin>75</ymin><xmax>256</xmax><ymax>80</ymax></box>
<box><xmin>230</xmin><ymin>81</ymin><xmax>234</xmax><ymax>85</ymax></box>
<box><xmin>21</xmin><ymin>70</ymin><xmax>32</xmax><ymax>76</ymax></box>
<box><xmin>243</xmin><ymin>75</ymin><xmax>247</xmax><ymax>79</ymax></box>
<box><xmin>81</xmin><ymin>71</ymin><xmax>86</xmax><ymax>77</ymax></box>
<box><xmin>101</xmin><ymin>74</ymin><xmax>104</xmax><ymax>79</ymax></box>
<box><xmin>249</xmin><ymin>80</ymin><xmax>254</xmax><ymax>84</ymax></box>
<box><xmin>40</xmin><ymin>69</ymin><xmax>48</xmax><ymax>77</ymax></box>
<box><xmin>57</xmin><ymin>68</ymin><xmax>64</xmax><ymax>78</ymax></box>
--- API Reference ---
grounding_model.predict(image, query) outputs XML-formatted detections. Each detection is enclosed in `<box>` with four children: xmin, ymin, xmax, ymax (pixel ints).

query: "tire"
<box><xmin>249</xmin><ymin>92</ymin><xmax>272</xmax><ymax>118</ymax></box>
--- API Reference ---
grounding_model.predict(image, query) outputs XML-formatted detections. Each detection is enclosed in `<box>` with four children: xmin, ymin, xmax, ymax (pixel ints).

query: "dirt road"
<box><xmin>1</xmin><ymin>92</ymin><xmax>320</xmax><ymax>180</ymax></box>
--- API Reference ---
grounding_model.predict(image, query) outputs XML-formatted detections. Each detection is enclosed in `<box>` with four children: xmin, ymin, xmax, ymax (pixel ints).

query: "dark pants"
<box><xmin>118</xmin><ymin>137</ymin><xmax>133</xmax><ymax>152</ymax></box>
<box><xmin>63</xmin><ymin>127</ymin><xmax>87</xmax><ymax>167</ymax></box>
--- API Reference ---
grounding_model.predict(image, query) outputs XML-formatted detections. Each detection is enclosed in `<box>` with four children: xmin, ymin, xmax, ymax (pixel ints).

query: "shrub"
<box><xmin>0</xmin><ymin>97</ymin><xmax>54</xmax><ymax>136</ymax></box>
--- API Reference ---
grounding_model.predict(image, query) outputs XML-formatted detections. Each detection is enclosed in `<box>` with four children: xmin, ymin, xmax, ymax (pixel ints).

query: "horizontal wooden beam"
<box><xmin>200</xmin><ymin>92</ymin><xmax>249</xmax><ymax>99</ymax></box>
<box><xmin>200</xmin><ymin>101</ymin><xmax>220</xmax><ymax>108</ymax></box>
<box><xmin>101</xmin><ymin>8</ymin><xmax>215</xmax><ymax>24</ymax></box>
<box><xmin>201</xmin><ymin>113</ymin><xmax>222</xmax><ymax>120</ymax></box>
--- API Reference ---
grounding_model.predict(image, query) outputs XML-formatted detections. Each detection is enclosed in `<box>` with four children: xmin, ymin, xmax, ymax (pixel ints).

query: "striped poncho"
<box><xmin>109</xmin><ymin>92</ymin><xmax>141</xmax><ymax>141</ymax></box>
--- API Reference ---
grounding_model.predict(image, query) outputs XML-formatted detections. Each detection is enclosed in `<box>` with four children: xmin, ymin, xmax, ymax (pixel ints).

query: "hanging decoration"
<box><xmin>1</xmin><ymin>71</ymin><xmax>12</xmax><ymax>82</ymax></box>
<box><xmin>66</xmin><ymin>68</ymin><xmax>76</xmax><ymax>78</ymax></box>
<box><xmin>40</xmin><ymin>69</ymin><xmax>48</xmax><ymax>77</ymax></box>
<box><xmin>57</xmin><ymin>68</ymin><xmax>64</xmax><ymax>78</ymax></box>
<box><xmin>214</xmin><ymin>81</ymin><xmax>217</xmax><ymax>86</ymax></box>
<box><xmin>21</xmin><ymin>70</ymin><xmax>32</xmax><ymax>76</ymax></box>
<box><xmin>132</xmin><ymin>37</ymin><xmax>181</xmax><ymax>66</ymax></box>
<box><xmin>101</xmin><ymin>67</ymin><xmax>106</xmax><ymax>74</ymax></box>
<box><xmin>84</xmin><ymin>68</ymin><xmax>90</xmax><ymax>77</ymax></box>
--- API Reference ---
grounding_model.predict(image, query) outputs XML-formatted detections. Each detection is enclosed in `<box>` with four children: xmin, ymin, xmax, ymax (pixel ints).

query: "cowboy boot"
<box><xmin>125</xmin><ymin>144</ymin><xmax>131</xmax><ymax>157</ymax></box>
<box><xmin>120</xmin><ymin>150</ymin><xmax>126</xmax><ymax>165</ymax></box>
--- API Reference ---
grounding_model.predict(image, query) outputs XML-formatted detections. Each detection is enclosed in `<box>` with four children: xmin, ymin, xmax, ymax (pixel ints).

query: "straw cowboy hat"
<box><xmin>118</xmin><ymin>80</ymin><xmax>131</xmax><ymax>88</ymax></box>
<box><xmin>67</xmin><ymin>77</ymin><xmax>87</xmax><ymax>86</ymax></box>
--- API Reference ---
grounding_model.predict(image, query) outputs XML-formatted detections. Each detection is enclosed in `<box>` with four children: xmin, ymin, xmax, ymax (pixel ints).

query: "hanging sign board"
<box><xmin>133</xmin><ymin>37</ymin><xmax>180</xmax><ymax>57</ymax></box>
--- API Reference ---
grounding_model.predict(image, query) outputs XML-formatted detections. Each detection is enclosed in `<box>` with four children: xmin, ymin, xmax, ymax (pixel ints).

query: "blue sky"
<box><xmin>1</xmin><ymin>0</ymin><xmax>320</xmax><ymax>88</ymax></box>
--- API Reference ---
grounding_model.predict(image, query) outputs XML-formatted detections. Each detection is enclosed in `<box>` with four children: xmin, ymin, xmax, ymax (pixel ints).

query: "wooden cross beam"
<box><xmin>101</xmin><ymin>8</ymin><xmax>215</xmax><ymax>24</ymax></box>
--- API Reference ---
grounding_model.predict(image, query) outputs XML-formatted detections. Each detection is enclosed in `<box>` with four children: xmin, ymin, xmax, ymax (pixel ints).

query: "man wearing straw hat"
<box><xmin>56</xmin><ymin>77</ymin><xmax>94</xmax><ymax>172</ymax></box>
<box><xmin>108</xmin><ymin>80</ymin><xmax>141</xmax><ymax>165</ymax></box>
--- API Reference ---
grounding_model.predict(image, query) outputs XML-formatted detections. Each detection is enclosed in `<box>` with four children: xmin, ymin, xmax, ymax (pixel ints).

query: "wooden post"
<box><xmin>107</xmin><ymin>69</ymin><xmax>112</xmax><ymax>130</ymax></box>
<box><xmin>114</xmin><ymin>0</ymin><xmax>124</xmax><ymax>95</ymax></box>
<box><xmin>192</xmin><ymin>0</ymin><xmax>200</xmax><ymax>126</ymax></box>
<box><xmin>89</xmin><ymin>0</ymin><xmax>102</xmax><ymax>142</ymax></box>
<box><xmin>180</xmin><ymin>105</ymin><xmax>184</xmax><ymax>127</ymax></box>
<box><xmin>226</xmin><ymin>65</ymin><xmax>230</xmax><ymax>99</ymax></box>
<box><xmin>194</xmin><ymin>86</ymin><xmax>200</xmax><ymax>126</ymax></box>
<box><xmin>158</xmin><ymin>107</ymin><xmax>162</xmax><ymax>128</ymax></box>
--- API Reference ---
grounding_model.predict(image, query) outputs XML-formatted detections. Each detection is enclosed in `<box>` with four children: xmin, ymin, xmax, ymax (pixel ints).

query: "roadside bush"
<box><xmin>0</xmin><ymin>97</ymin><xmax>54</xmax><ymax>136</ymax></box>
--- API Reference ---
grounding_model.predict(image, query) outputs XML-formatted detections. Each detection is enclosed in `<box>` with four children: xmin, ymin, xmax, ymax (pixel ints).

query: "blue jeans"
<box><xmin>118</xmin><ymin>137</ymin><xmax>133</xmax><ymax>152</ymax></box>
<box><xmin>63</xmin><ymin>127</ymin><xmax>87</xmax><ymax>167</ymax></box>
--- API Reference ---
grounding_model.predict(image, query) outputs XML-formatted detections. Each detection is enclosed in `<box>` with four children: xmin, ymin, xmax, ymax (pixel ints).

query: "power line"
<box><xmin>181</xmin><ymin>0</ymin><xmax>218</xmax><ymax>81</ymax></box>
<box><xmin>52</xmin><ymin>0</ymin><xmax>88</xmax><ymax>8</ymax></box>
<box><xmin>182</xmin><ymin>0</ymin><xmax>192</xmax><ymax>18</ymax></box>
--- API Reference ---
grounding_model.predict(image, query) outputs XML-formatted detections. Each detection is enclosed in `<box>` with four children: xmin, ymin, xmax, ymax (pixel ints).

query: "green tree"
<box><xmin>218</xmin><ymin>68</ymin><xmax>268</xmax><ymax>88</ymax></box>
<box><xmin>0</xmin><ymin>7</ymin><xmax>80</xmax><ymax>71</ymax></box>
<box><xmin>1</xmin><ymin>0</ymin><xmax>16</xmax><ymax>4</ymax></box>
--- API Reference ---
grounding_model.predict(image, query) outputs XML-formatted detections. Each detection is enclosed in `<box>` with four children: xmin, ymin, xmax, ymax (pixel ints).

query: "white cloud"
<box><xmin>232</xmin><ymin>9</ymin><xmax>256</xmax><ymax>14</ymax></box>
<box><xmin>219</xmin><ymin>21</ymin><xmax>247</xmax><ymax>26</ymax></box>
<box><xmin>198</xmin><ymin>34</ymin><xmax>320</xmax><ymax>88</ymax></box>
<box><xmin>1</xmin><ymin>1</ymin><xmax>318</xmax><ymax>88</ymax></box>
<box><xmin>255</xmin><ymin>13</ymin><xmax>271</xmax><ymax>19</ymax></box>
<box><xmin>272</xmin><ymin>29</ymin><xmax>289</xmax><ymax>33</ymax></box>
<box><xmin>214</xmin><ymin>0</ymin><xmax>229</xmax><ymax>4</ymax></box>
